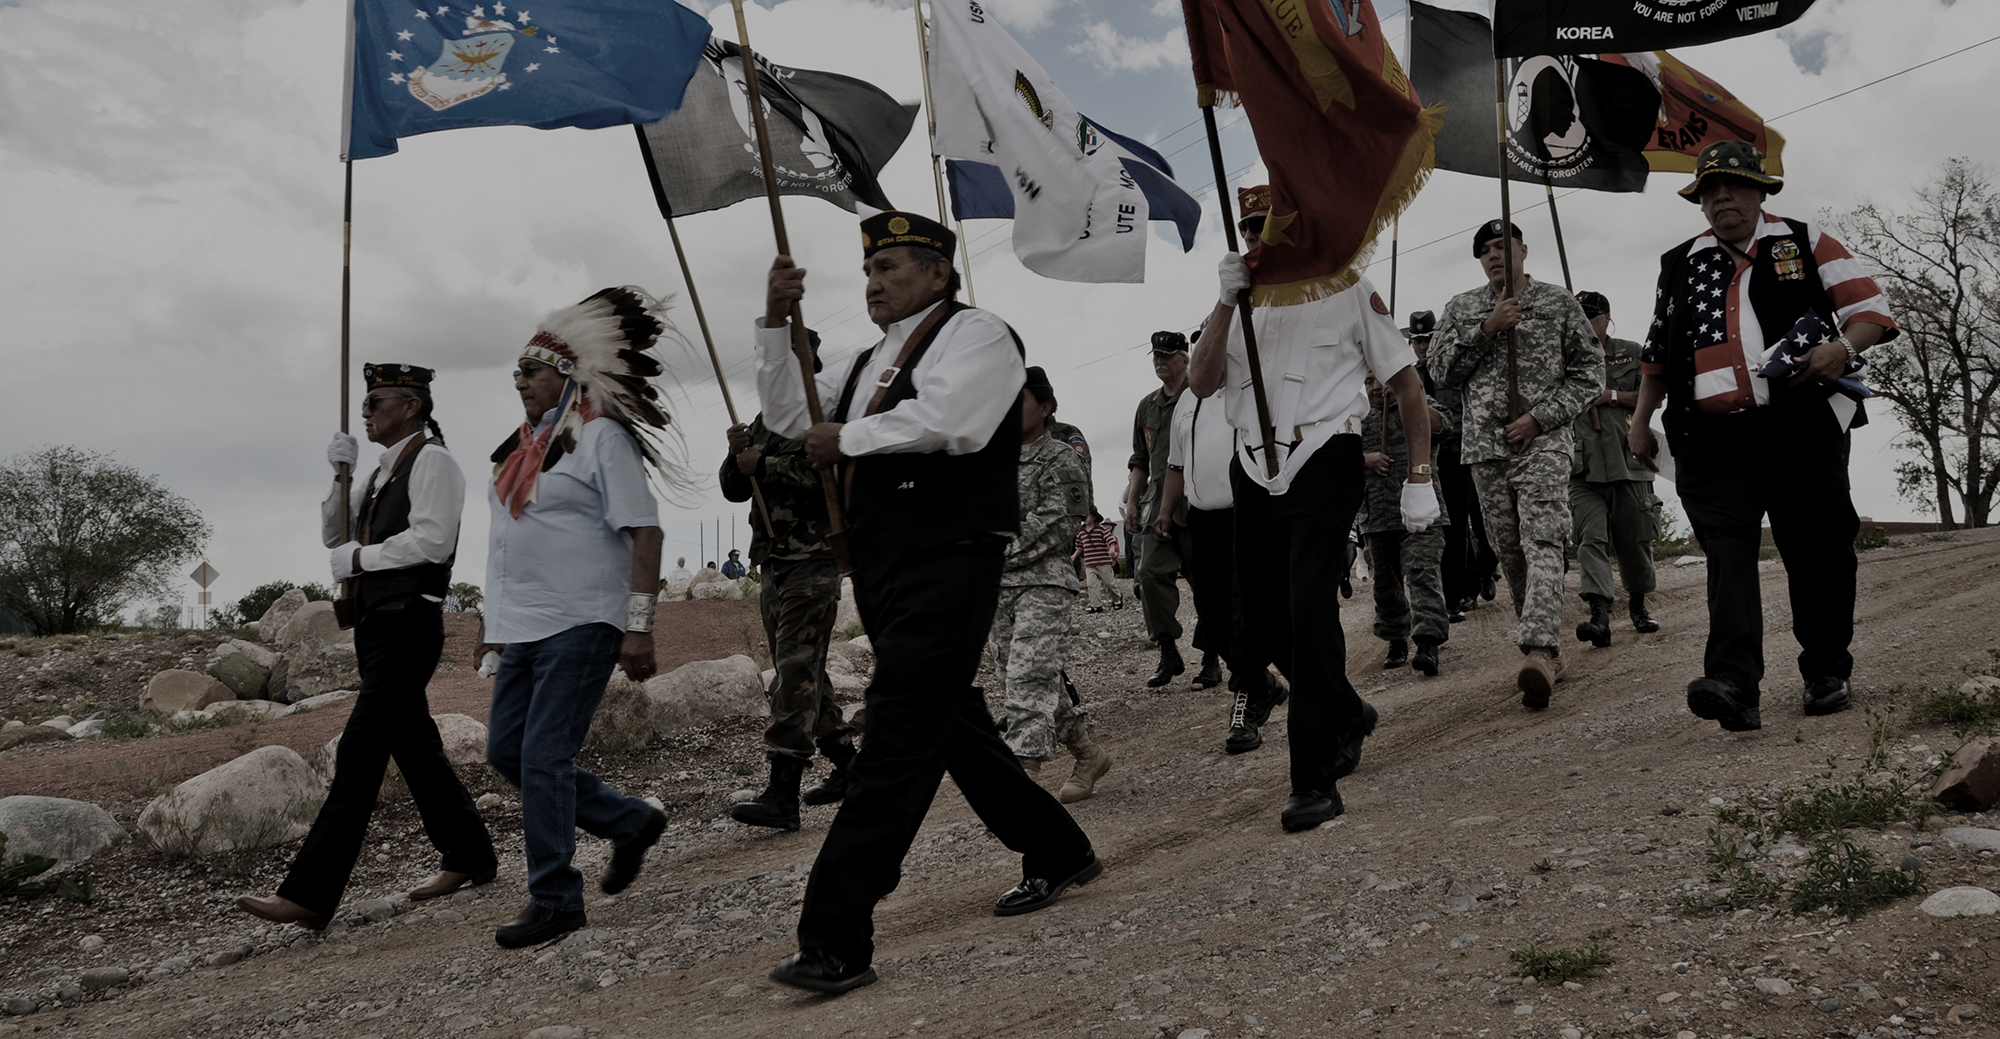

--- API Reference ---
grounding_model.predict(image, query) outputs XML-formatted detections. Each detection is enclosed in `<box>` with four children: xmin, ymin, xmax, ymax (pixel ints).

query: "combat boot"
<box><xmin>1224</xmin><ymin>685</ymin><xmax>1262</xmax><ymax>754</ymax></box>
<box><xmin>730</xmin><ymin>758</ymin><xmax>805</xmax><ymax>831</ymax></box>
<box><xmin>801</xmin><ymin>743</ymin><xmax>856</xmax><ymax>806</ymax></box>
<box><xmin>1191</xmin><ymin>652</ymin><xmax>1223</xmax><ymax>690</ymax></box>
<box><xmin>1411</xmin><ymin>639</ymin><xmax>1440</xmax><ymax>677</ymax></box>
<box><xmin>1244</xmin><ymin>670</ymin><xmax>1290</xmax><ymax>727</ymax></box>
<box><xmin>1575</xmin><ymin>595</ymin><xmax>1612</xmax><ymax>648</ymax></box>
<box><xmin>1383</xmin><ymin>638</ymin><xmax>1409</xmax><ymax>669</ymax></box>
<box><xmin>1517</xmin><ymin>648</ymin><xmax>1559</xmax><ymax>711</ymax></box>
<box><xmin>1146</xmin><ymin>640</ymin><xmax>1185</xmax><ymax>689</ymax></box>
<box><xmin>1058</xmin><ymin>728</ymin><xmax>1113</xmax><ymax>803</ymax></box>
<box><xmin>1629</xmin><ymin>593</ymin><xmax>1660</xmax><ymax>634</ymax></box>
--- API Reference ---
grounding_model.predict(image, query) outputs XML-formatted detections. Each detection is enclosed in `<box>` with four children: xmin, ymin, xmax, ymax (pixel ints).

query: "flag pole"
<box><xmin>1388</xmin><ymin>216</ymin><xmax>1400</xmax><ymax>317</ymax></box>
<box><xmin>1544</xmin><ymin>183</ymin><xmax>1574</xmax><ymax>291</ymax></box>
<box><xmin>1493</xmin><ymin>58</ymin><xmax>1520</xmax><ymax>425</ymax></box>
<box><xmin>730</xmin><ymin>0</ymin><xmax>855</xmax><ymax>575</ymax></box>
<box><xmin>1201</xmin><ymin>104</ymin><xmax>1280</xmax><ymax>480</ymax></box>
<box><xmin>335</xmin><ymin>157</ymin><xmax>358</xmax><ymax>620</ymax></box>
<box><xmin>910</xmin><ymin>0</ymin><xmax>979</xmax><ymax>308</ymax></box>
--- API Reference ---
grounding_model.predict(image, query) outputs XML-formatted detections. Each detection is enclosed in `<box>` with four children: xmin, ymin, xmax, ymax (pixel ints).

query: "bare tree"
<box><xmin>1833</xmin><ymin>158</ymin><xmax>2000</xmax><ymax>528</ymax></box>
<box><xmin>0</xmin><ymin>447</ymin><xmax>211</xmax><ymax>633</ymax></box>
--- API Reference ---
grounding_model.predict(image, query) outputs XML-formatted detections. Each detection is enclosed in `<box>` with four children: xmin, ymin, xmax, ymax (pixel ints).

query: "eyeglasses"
<box><xmin>361</xmin><ymin>393</ymin><xmax>412</xmax><ymax>411</ymax></box>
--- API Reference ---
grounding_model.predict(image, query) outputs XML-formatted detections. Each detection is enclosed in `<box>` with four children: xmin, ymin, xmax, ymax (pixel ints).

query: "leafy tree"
<box><xmin>299</xmin><ymin>583</ymin><xmax>334</xmax><ymax>603</ymax></box>
<box><xmin>234</xmin><ymin>580</ymin><xmax>300</xmax><ymax>626</ymax></box>
<box><xmin>0</xmin><ymin>447</ymin><xmax>210</xmax><ymax>634</ymax></box>
<box><xmin>1833</xmin><ymin>158</ymin><xmax>2000</xmax><ymax>528</ymax></box>
<box><xmin>444</xmin><ymin>582</ymin><xmax>483</xmax><ymax>612</ymax></box>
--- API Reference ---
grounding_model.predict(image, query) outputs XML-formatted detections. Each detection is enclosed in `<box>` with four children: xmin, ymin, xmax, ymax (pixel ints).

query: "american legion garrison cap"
<box><xmin>1575</xmin><ymin>291</ymin><xmax>1611</xmax><ymax>319</ymax></box>
<box><xmin>857</xmin><ymin>204</ymin><xmax>955</xmax><ymax>259</ymax></box>
<box><xmin>363</xmin><ymin>363</ymin><xmax>435</xmax><ymax>391</ymax></box>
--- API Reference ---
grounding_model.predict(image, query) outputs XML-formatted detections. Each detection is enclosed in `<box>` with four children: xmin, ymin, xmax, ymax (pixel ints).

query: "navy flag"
<box><xmin>345</xmin><ymin>0</ymin><xmax>710</xmax><ymax>160</ymax></box>
<box><xmin>1494</xmin><ymin>0</ymin><xmax>1818</xmax><ymax>58</ymax></box>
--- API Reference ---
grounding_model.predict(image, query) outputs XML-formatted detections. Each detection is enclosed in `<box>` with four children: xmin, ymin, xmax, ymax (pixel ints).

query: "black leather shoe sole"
<box><xmin>800</xmin><ymin>779</ymin><xmax>848</xmax><ymax>807</ymax></box>
<box><xmin>770</xmin><ymin>952</ymin><xmax>878</xmax><ymax>994</ymax></box>
<box><xmin>994</xmin><ymin>855</ymin><xmax>1104</xmax><ymax>917</ymax></box>
<box><xmin>1224</xmin><ymin>724</ymin><xmax>1262</xmax><ymax>755</ymax></box>
<box><xmin>1575</xmin><ymin>622</ymin><xmax>1610</xmax><ymax>648</ymax></box>
<box><xmin>495</xmin><ymin>906</ymin><xmax>587</xmax><ymax>949</ymax></box>
<box><xmin>1281</xmin><ymin>790</ymin><xmax>1344</xmax><ymax>832</ymax></box>
<box><xmin>1688</xmin><ymin>678</ymin><xmax>1763</xmax><ymax>731</ymax></box>
<box><xmin>730</xmin><ymin>801</ymin><xmax>803</xmax><ymax>830</ymax></box>
<box><xmin>1331</xmin><ymin>701</ymin><xmax>1379</xmax><ymax>781</ymax></box>
<box><xmin>601</xmin><ymin>807</ymin><xmax>668</xmax><ymax>895</ymax></box>
<box><xmin>1411</xmin><ymin>647</ymin><xmax>1439</xmax><ymax>677</ymax></box>
<box><xmin>1631</xmin><ymin>614</ymin><xmax>1660</xmax><ymax>634</ymax></box>
<box><xmin>1803</xmin><ymin>679</ymin><xmax>1852</xmax><ymax>716</ymax></box>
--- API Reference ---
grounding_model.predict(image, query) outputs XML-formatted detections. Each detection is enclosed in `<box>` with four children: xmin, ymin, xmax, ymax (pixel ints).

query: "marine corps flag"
<box><xmin>1182</xmin><ymin>0</ymin><xmax>1440</xmax><ymax>304</ymax></box>
<box><xmin>1412</xmin><ymin>2</ymin><xmax>1658</xmax><ymax>193</ymax></box>
<box><xmin>1494</xmin><ymin>0</ymin><xmax>1818</xmax><ymax>58</ymax></box>
<box><xmin>1598</xmin><ymin>51</ymin><xmax>1786</xmax><ymax>175</ymax></box>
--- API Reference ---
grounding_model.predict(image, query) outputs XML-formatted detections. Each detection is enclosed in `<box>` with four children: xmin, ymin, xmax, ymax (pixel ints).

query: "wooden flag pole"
<box><xmin>1201</xmin><ymin>104</ymin><xmax>1280</xmax><ymax>480</ymax></box>
<box><xmin>1544</xmin><ymin>184</ymin><xmax>1574</xmax><ymax>291</ymax></box>
<box><xmin>909</xmin><ymin>0</ymin><xmax>978</xmax><ymax>308</ymax></box>
<box><xmin>730</xmin><ymin>0</ymin><xmax>854</xmax><ymax>575</ymax></box>
<box><xmin>335</xmin><ymin>157</ymin><xmax>358</xmax><ymax>624</ymax></box>
<box><xmin>1388</xmin><ymin>216</ymin><xmax>1400</xmax><ymax>317</ymax></box>
<box><xmin>665</xmin><ymin>212</ymin><xmax>776</xmax><ymax>540</ymax></box>
<box><xmin>1493</xmin><ymin>58</ymin><xmax>1521</xmax><ymax>425</ymax></box>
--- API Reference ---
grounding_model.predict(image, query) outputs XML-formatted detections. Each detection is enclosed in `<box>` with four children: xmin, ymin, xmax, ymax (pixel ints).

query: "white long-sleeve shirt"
<box><xmin>321</xmin><ymin>430</ymin><xmax>464</xmax><ymax>574</ymax></box>
<box><xmin>755</xmin><ymin>301</ymin><xmax>1025</xmax><ymax>457</ymax></box>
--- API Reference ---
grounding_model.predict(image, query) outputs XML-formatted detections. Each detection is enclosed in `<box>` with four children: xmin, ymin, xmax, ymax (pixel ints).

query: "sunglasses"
<box><xmin>1237</xmin><ymin>215</ymin><xmax>1266</xmax><ymax>240</ymax></box>
<box><xmin>361</xmin><ymin>393</ymin><xmax>412</xmax><ymax>411</ymax></box>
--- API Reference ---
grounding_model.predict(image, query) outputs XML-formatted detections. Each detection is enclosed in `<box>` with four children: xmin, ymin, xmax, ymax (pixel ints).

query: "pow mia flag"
<box><xmin>1493</xmin><ymin>0</ymin><xmax>1819</xmax><ymax>58</ymax></box>
<box><xmin>1412</xmin><ymin>2</ymin><xmax>1658</xmax><ymax>193</ymax></box>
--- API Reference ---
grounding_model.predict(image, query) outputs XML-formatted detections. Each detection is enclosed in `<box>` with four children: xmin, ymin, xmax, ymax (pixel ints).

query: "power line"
<box><xmin>1765</xmin><ymin>32</ymin><xmax>2000</xmax><ymax>123</ymax></box>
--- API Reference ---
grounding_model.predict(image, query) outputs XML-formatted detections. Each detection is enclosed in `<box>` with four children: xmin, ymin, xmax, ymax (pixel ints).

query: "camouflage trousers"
<box><xmin>1470</xmin><ymin>452</ymin><xmax>1572</xmax><ymax>651</ymax></box>
<box><xmin>1365</xmin><ymin>527</ymin><xmax>1450</xmax><ymax>646</ymax></box>
<box><xmin>1570</xmin><ymin>478</ymin><xmax>1659</xmax><ymax>603</ymax></box>
<box><xmin>988</xmin><ymin>584</ymin><xmax>1086</xmax><ymax>762</ymax></box>
<box><xmin>758</xmin><ymin>557</ymin><xmax>855</xmax><ymax>763</ymax></box>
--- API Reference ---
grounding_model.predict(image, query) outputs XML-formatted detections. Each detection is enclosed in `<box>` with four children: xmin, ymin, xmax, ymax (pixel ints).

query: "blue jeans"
<box><xmin>486</xmin><ymin>622</ymin><xmax>653</xmax><ymax>912</ymax></box>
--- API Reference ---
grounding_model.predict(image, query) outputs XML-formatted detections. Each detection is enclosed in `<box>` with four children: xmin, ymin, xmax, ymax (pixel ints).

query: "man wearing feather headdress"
<box><xmin>476</xmin><ymin>287</ymin><xmax>675</xmax><ymax>949</ymax></box>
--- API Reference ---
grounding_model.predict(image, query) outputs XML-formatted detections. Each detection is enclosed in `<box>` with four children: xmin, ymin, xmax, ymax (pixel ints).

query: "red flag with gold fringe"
<box><xmin>1181</xmin><ymin>0</ymin><xmax>1440</xmax><ymax>305</ymax></box>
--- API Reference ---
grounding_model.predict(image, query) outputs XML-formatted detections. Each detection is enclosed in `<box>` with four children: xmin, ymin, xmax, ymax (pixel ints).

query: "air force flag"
<box><xmin>344</xmin><ymin>0</ymin><xmax>711</xmax><ymax>160</ymax></box>
<box><xmin>926</xmin><ymin>0</ymin><xmax>1151</xmax><ymax>283</ymax></box>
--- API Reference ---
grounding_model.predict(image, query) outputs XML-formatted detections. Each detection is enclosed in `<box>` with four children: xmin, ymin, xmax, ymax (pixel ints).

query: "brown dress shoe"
<box><xmin>409</xmin><ymin>867</ymin><xmax>498</xmax><ymax>901</ymax></box>
<box><xmin>236</xmin><ymin>894</ymin><xmax>328</xmax><ymax>931</ymax></box>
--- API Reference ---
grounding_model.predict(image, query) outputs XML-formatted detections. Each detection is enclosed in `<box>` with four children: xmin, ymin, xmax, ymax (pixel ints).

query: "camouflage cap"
<box><xmin>1679</xmin><ymin>140</ymin><xmax>1783</xmax><ymax>202</ymax></box>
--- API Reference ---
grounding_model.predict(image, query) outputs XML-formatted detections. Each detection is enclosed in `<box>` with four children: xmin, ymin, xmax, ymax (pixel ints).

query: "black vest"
<box><xmin>833</xmin><ymin>302</ymin><xmax>1024</xmax><ymax>562</ymax></box>
<box><xmin>1656</xmin><ymin>217</ymin><xmax>1860</xmax><ymax>457</ymax></box>
<box><xmin>358</xmin><ymin>437</ymin><xmax>455</xmax><ymax>610</ymax></box>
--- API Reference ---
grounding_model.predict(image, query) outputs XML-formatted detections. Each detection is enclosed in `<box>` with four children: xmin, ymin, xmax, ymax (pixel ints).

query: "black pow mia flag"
<box><xmin>1413</xmin><ymin>1</ymin><xmax>1659</xmax><ymax>193</ymax></box>
<box><xmin>635</xmin><ymin>39</ymin><xmax>918</xmax><ymax>218</ymax></box>
<box><xmin>1494</xmin><ymin>0</ymin><xmax>1818</xmax><ymax>58</ymax></box>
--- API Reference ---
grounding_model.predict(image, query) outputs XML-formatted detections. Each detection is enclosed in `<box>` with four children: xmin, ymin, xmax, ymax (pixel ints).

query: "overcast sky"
<box><xmin>2</xmin><ymin>0</ymin><xmax>1994</xmax><ymax>622</ymax></box>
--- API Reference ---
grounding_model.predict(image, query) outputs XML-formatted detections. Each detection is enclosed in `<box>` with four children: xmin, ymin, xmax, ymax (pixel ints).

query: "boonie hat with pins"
<box><xmin>1678</xmin><ymin>140</ymin><xmax>1783</xmax><ymax>202</ymax></box>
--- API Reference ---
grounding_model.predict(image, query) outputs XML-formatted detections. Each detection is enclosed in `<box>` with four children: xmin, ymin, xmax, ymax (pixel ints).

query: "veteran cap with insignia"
<box><xmin>1679</xmin><ymin>140</ymin><xmax>1783</xmax><ymax>202</ymax></box>
<box><xmin>1023</xmin><ymin>364</ymin><xmax>1056</xmax><ymax>404</ymax></box>
<box><xmin>1575</xmin><ymin>291</ymin><xmax>1611</xmax><ymax>319</ymax></box>
<box><xmin>856</xmin><ymin>202</ymin><xmax>955</xmax><ymax>259</ymax></box>
<box><xmin>364</xmin><ymin>362</ymin><xmax>435</xmax><ymax>391</ymax></box>
<box><xmin>1472</xmin><ymin>219</ymin><xmax>1525</xmax><ymax>256</ymax></box>
<box><xmin>1400</xmin><ymin>310</ymin><xmax>1436</xmax><ymax>338</ymax></box>
<box><xmin>1151</xmin><ymin>330</ymin><xmax>1189</xmax><ymax>355</ymax></box>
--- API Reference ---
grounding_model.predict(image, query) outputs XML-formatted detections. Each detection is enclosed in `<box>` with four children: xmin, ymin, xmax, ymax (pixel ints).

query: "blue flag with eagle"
<box><xmin>344</xmin><ymin>0</ymin><xmax>711</xmax><ymax>160</ymax></box>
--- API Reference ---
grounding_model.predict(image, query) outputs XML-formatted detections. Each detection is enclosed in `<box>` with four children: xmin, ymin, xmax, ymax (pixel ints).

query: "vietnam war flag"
<box><xmin>1182</xmin><ymin>0</ymin><xmax>1440</xmax><ymax>305</ymax></box>
<box><xmin>1599</xmin><ymin>51</ymin><xmax>1786</xmax><ymax>175</ymax></box>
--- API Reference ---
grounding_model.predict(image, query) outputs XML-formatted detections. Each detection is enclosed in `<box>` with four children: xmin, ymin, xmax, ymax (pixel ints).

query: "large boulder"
<box><xmin>662</xmin><ymin>577</ymin><xmax>695</xmax><ymax>601</ymax></box>
<box><xmin>206</xmin><ymin>639</ymin><xmax>277</xmax><ymax>699</ymax></box>
<box><xmin>0</xmin><ymin>796</ymin><xmax>124</xmax><ymax>866</ymax></box>
<box><xmin>137</xmin><ymin>746</ymin><xmax>327</xmax><ymax>856</ymax></box>
<box><xmin>140</xmin><ymin>670</ymin><xmax>235</xmax><ymax>714</ymax></box>
<box><xmin>254</xmin><ymin>588</ymin><xmax>309</xmax><ymax>642</ymax></box>
<box><xmin>275</xmin><ymin>643</ymin><xmax>359</xmax><ymax>704</ymax></box>
<box><xmin>0</xmin><ymin>725</ymin><xmax>71</xmax><ymax>754</ymax></box>
<box><xmin>318</xmin><ymin>713</ymin><xmax>488</xmax><ymax>784</ymax></box>
<box><xmin>585</xmin><ymin>674</ymin><xmax>657</xmax><ymax>753</ymax></box>
<box><xmin>691</xmin><ymin>577</ymin><xmax>750</xmax><ymax>601</ymax></box>
<box><xmin>689</xmin><ymin>568</ymin><xmax>725</xmax><ymax>588</ymax></box>
<box><xmin>643</xmin><ymin>654</ymin><xmax>767</xmax><ymax>732</ymax></box>
<box><xmin>276</xmin><ymin>600</ymin><xmax>352</xmax><ymax>657</ymax></box>
<box><xmin>200</xmin><ymin>700</ymin><xmax>290</xmax><ymax>724</ymax></box>
<box><xmin>1934</xmin><ymin>738</ymin><xmax>2000</xmax><ymax>812</ymax></box>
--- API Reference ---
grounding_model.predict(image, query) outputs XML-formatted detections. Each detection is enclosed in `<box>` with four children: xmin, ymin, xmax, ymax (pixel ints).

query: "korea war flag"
<box><xmin>927</xmin><ymin>1</ymin><xmax>1149</xmax><ymax>283</ymax></box>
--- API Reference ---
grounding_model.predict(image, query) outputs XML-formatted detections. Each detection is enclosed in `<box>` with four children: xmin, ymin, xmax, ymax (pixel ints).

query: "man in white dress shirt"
<box><xmin>1189</xmin><ymin>186</ymin><xmax>1441</xmax><ymax>833</ymax></box>
<box><xmin>237</xmin><ymin>363</ymin><xmax>497</xmax><ymax>932</ymax></box>
<box><xmin>756</xmin><ymin>208</ymin><xmax>1099</xmax><ymax>995</ymax></box>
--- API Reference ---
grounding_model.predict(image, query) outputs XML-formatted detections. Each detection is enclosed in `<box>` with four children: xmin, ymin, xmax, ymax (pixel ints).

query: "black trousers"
<box><xmin>1230</xmin><ymin>437</ymin><xmax>1369</xmax><ymax>795</ymax></box>
<box><xmin>1185</xmin><ymin>504</ymin><xmax>1264</xmax><ymax>684</ymax></box>
<box><xmin>795</xmin><ymin>538</ymin><xmax>1093</xmax><ymax>967</ymax></box>
<box><xmin>1438</xmin><ymin>451</ymin><xmax>1496</xmax><ymax>605</ymax></box>
<box><xmin>277</xmin><ymin>599</ymin><xmax>496</xmax><ymax>918</ymax></box>
<box><xmin>1674</xmin><ymin>406</ymin><xmax>1858</xmax><ymax>702</ymax></box>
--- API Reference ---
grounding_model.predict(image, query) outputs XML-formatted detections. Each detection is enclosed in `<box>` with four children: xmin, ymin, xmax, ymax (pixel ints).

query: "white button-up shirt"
<box><xmin>1166</xmin><ymin>391</ymin><xmax>1236</xmax><ymax>512</ymax></box>
<box><xmin>755</xmin><ymin>300</ymin><xmax>1025</xmax><ymax>457</ymax></box>
<box><xmin>322</xmin><ymin>431</ymin><xmax>464</xmax><ymax>586</ymax></box>
<box><xmin>482</xmin><ymin>416</ymin><xmax>659</xmax><ymax>644</ymax></box>
<box><xmin>1219</xmin><ymin>274</ymin><xmax>1415</xmax><ymax>495</ymax></box>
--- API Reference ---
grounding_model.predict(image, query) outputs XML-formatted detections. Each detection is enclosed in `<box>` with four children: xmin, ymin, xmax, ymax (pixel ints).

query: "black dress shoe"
<box><xmin>1448</xmin><ymin>605</ymin><xmax>1467</xmax><ymax>624</ymax></box>
<box><xmin>494</xmin><ymin>903</ymin><xmax>587</xmax><ymax>948</ymax></box>
<box><xmin>1331</xmin><ymin>700</ymin><xmax>1379</xmax><ymax>781</ymax></box>
<box><xmin>1382</xmin><ymin>639</ymin><xmax>1409</xmax><ymax>669</ymax></box>
<box><xmin>1481</xmin><ymin>574</ymin><xmax>1498</xmax><ymax>601</ymax></box>
<box><xmin>994</xmin><ymin>854</ymin><xmax>1103</xmax><ymax>917</ymax></box>
<box><xmin>770</xmin><ymin>949</ymin><xmax>878</xmax><ymax>994</ymax></box>
<box><xmin>1803</xmin><ymin>676</ymin><xmax>1853</xmax><ymax>716</ymax></box>
<box><xmin>1280</xmin><ymin>789</ymin><xmax>1344</xmax><ymax>832</ymax></box>
<box><xmin>601</xmin><ymin>807</ymin><xmax>667</xmax><ymax>895</ymax></box>
<box><xmin>1687</xmin><ymin>677</ymin><xmax>1762</xmax><ymax>732</ymax></box>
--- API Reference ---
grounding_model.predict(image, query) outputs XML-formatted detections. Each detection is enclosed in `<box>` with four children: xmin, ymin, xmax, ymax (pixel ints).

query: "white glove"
<box><xmin>477</xmin><ymin>651</ymin><xmax>501</xmax><ymax>679</ymax></box>
<box><xmin>330</xmin><ymin>541</ymin><xmax>363</xmax><ymax>582</ymax></box>
<box><xmin>1218</xmin><ymin>252</ymin><xmax>1251</xmax><ymax>306</ymax></box>
<box><xmin>327</xmin><ymin>432</ymin><xmax>359</xmax><ymax>470</ymax></box>
<box><xmin>1400</xmin><ymin>481</ymin><xmax>1441</xmax><ymax>533</ymax></box>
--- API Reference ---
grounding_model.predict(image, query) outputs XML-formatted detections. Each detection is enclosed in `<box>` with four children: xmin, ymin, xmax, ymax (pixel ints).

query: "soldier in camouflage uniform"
<box><xmin>1359</xmin><ymin>374</ymin><xmax>1451</xmax><ymax>676</ymax></box>
<box><xmin>994</xmin><ymin>367</ymin><xmax>1111</xmax><ymax>804</ymax></box>
<box><xmin>1569</xmin><ymin>291</ymin><xmax>1661</xmax><ymax>648</ymax></box>
<box><xmin>720</xmin><ymin>409</ymin><xmax>857</xmax><ymax>831</ymax></box>
<box><xmin>1429</xmin><ymin>221</ymin><xmax>1602</xmax><ymax>709</ymax></box>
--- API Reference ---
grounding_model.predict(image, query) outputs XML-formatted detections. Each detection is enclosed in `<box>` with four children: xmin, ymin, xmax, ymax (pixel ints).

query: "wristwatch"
<box><xmin>1408</xmin><ymin>463</ymin><xmax>1434</xmax><ymax>476</ymax></box>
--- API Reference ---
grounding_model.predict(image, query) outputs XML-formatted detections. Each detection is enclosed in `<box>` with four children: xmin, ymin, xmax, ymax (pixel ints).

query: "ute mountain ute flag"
<box><xmin>635</xmin><ymin>38</ymin><xmax>919</xmax><ymax>218</ymax></box>
<box><xmin>943</xmin><ymin>116</ymin><xmax>1204</xmax><ymax>252</ymax></box>
<box><xmin>1181</xmin><ymin>0</ymin><xmax>1440</xmax><ymax>304</ymax></box>
<box><xmin>1598</xmin><ymin>51</ymin><xmax>1786</xmax><ymax>175</ymax></box>
<box><xmin>343</xmin><ymin>0</ymin><xmax>711</xmax><ymax>160</ymax></box>
<box><xmin>926</xmin><ymin>0</ymin><xmax>1153</xmax><ymax>284</ymax></box>
<box><xmin>1493</xmin><ymin>0</ymin><xmax>1819</xmax><ymax>57</ymax></box>
<box><xmin>1411</xmin><ymin>2</ymin><xmax>1659</xmax><ymax>193</ymax></box>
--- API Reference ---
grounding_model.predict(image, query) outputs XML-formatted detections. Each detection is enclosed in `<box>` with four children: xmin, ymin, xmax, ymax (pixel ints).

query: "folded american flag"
<box><xmin>1757</xmin><ymin>310</ymin><xmax>1871</xmax><ymax>401</ymax></box>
